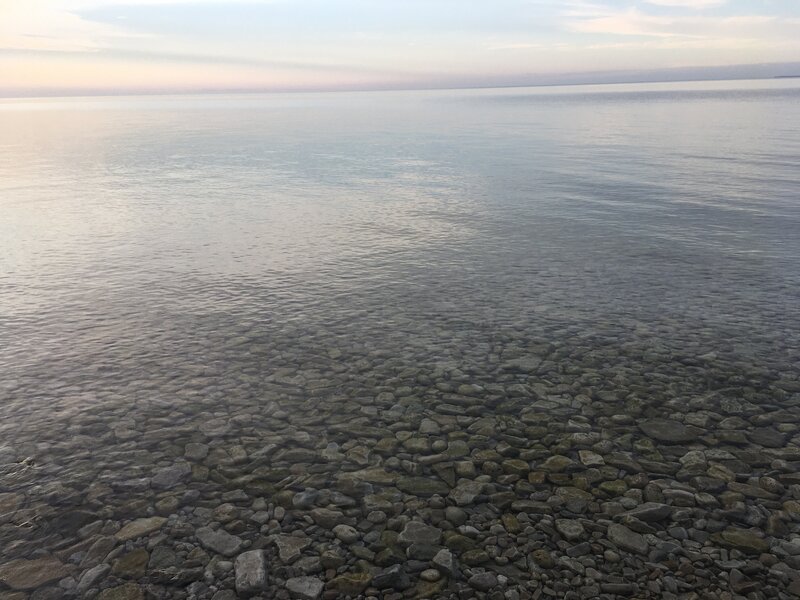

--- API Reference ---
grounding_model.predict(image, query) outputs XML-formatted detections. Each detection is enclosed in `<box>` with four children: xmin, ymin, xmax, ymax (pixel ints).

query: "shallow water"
<box><xmin>1</xmin><ymin>80</ymin><xmax>800</xmax><ymax>599</ymax></box>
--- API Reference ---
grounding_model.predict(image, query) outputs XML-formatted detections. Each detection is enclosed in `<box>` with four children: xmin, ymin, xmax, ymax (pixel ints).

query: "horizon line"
<box><xmin>2</xmin><ymin>59</ymin><xmax>800</xmax><ymax>100</ymax></box>
<box><xmin>1</xmin><ymin>74</ymin><xmax>798</xmax><ymax>101</ymax></box>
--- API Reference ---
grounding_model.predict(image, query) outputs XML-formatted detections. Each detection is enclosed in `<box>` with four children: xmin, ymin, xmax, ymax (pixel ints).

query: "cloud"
<box><xmin>0</xmin><ymin>0</ymin><xmax>281</xmax><ymax>52</ymax></box>
<box><xmin>644</xmin><ymin>0</ymin><xmax>726</xmax><ymax>8</ymax></box>
<box><xmin>568</xmin><ymin>8</ymin><xmax>800</xmax><ymax>41</ymax></box>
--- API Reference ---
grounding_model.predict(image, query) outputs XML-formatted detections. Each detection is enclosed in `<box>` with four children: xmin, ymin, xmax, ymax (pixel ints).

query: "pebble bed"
<box><xmin>3</xmin><ymin>287</ymin><xmax>800</xmax><ymax>600</ymax></box>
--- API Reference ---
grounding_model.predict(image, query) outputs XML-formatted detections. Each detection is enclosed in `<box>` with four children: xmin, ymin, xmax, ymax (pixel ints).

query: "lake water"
<box><xmin>1</xmin><ymin>80</ymin><xmax>800</xmax><ymax>599</ymax></box>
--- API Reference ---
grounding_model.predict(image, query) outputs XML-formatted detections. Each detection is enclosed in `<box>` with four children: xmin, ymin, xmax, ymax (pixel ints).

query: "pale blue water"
<box><xmin>2</xmin><ymin>80</ymin><xmax>799</xmax><ymax>397</ymax></box>
<box><xmin>1</xmin><ymin>80</ymin><xmax>799</xmax><ymax>595</ymax></box>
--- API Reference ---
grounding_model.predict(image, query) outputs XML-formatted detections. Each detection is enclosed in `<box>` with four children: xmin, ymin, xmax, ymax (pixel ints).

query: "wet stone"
<box><xmin>286</xmin><ymin>576</ymin><xmax>324</xmax><ymax>600</ymax></box>
<box><xmin>638</xmin><ymin>419</ymin><xmax>702</xmax><ymax>443</ymax></box>
<box><xmin>398</xmin><ymin>521</ymin><xmax>443</xmax><ymax>546</ymax></box>
<box><xmin>449</xmin><ymin>481</ymin><xmax>485</xmax><ymax>506</ymax></box>
<box><xmin>151</xmin><ymin>461</ymin><xmax>192</xmax><ymax>489</ymax></box>
<box><xmin>0</xmin><ymin>557</ymin><xmax>70</xmax><ymax>591</ymax></box>
<box><xmin>77</xmin><ymin>563</ymin><xmax>111</xmax><ymax>594</ymax></box>
<box><xmin>115</xmin><ymin>517</ymin><xmax>166</xmax><ymax>542</ymax></box>
<box><xmin>608</xmin><ymin>523</ymin><xmax>649</xmax><ymax>555</ymax></box>
<box><xmin>111</xmin><ymin>548</ymin><xmax>149</xmax><ymax>578</ymax></box>
<box><xmin>555</xmin><ymin>519</ymin><xmax>586</xmax><ymax>542</ymax></box>
<box><xmin>272</xmin><ymin>535</ymin><xmax>311</xmax><ymax>564</ymax></box>
<box><xmin>372</xmin><ymin>565</ymin><xmax>411</xmax><ymax>590</ymax></box>
<box><xmin>718</xmin><ymin>528</ymin><xmax>771</xmax><ymax>555</ymax></box>
<box><xmin>396</xmin><ymin>477</ymin><xmax>449</xmax><ymax>497</ymax></box>
<box><xmin>619</xmin><ymin>502</ymin><xmax>672</xmax><ymax>522</ymax></box>
<box><xmin>196</xmin><ymin>526</ymin><xmax>244</xmax><ymax>557</ymax></box>
<box><xmin>469</xmin><ymin>572</ymin><xmax>498</xmax><ymax>592</ymax></box>
<box><xmin>235</xmin><ymin>550</ymin><xmax>267</xmax><ymax>596</ymax></box>
<box><xmin>96</xmin><ymin>583</ymin><xmax>144</xmax><ymax>600</ymax></box>
<box><xmin>327</xmin><ymin>572</ymin><xmax>372</xmax><ymax>596</ymax></box>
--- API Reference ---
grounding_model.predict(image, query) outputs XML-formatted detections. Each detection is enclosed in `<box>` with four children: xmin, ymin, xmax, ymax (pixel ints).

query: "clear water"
<box><xmin>1</xmin><ymin>79</ymin><xmax>800</xmax><ymax>596</ymax></box>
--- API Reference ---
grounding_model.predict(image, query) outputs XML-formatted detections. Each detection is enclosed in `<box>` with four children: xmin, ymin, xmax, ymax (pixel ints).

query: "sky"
<box><xmin>1</xmin><ymin>0</ymin><xmax>799</xmax><ymax>95</ymax></box>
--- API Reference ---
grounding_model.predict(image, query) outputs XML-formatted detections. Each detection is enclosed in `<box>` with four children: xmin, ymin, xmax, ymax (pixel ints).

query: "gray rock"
<box><xmin>372</xmin><ymin>564</ymin><xmax>411</xmax><ymax>590</ymax></box>
<box><xmin>286</xmin><ymin>576</ymin><xmax>324</xmax><ymax>600</ymax></box>
<box><xmin>469</xmin><ymin>572</ymin><xmax>498</xmax><ymax>592</ymax></box>
<box><xmin>638</xmin><ymin>419</ymin><xmax>702</xmax><ymax>443</ymax></box>
<box><xmin>196</xmin><ymin>527</ymin><xmax>244</xmax><ymax>557</ymax></box>
<box><xmin>555</xmin><ymin>519</ymin><xmax>586</xmax><ymax>542</ymax></box>
<box><xmin>77</xmin><ymin>563</ymin><xmax>111</xmax><ymax>594</ymax></box>
<box><xmin>608</xmin><ymin>524</ymin><xmax>649</xmax><ymax>555</ymax></box>
<box><xmin>396</xmin><ymin>477</ymin><xmax>449</xmax><ymax>497</ymax></box>
<box><xmin>235</xmin><ymin>550</ymin><xmax>267</xmax><ymax>596</ymax></box>
<box><xmin>333</xmin><ymin>524</ymin><xmax>359</xmax><ymax>544</ymax></box>
<box><xmin>448</xmin><ymin>481</ymin><xmax>485</xmax><ymax>506</ymax></box>
<box><xmin>272</xmin><ymin>535</ymin><xmax>311</xmax><ymax>564</ymax></box>
<box><xmin>184</xmin><ymin>443</ymin><xmax>209</xmax><ymax>461</ymax></box>
<box><xmin>419</xmin><ymin>419</ymin><xmax>441</xmax><ymax>435</ymax></box>
<box><xmin>293</xmin><ymin>490</ymin><xmax>319</xmax><ymax>509</ymax></box>
<box><xmin>309</xmin><ymin>507</ymin><xmax>345</xmax><ymax>528</ymax></box>
<box><xmin>619</xmin><ymin>502</ymin><xmax>673</xmax><ymax>522</ymax></box>
<box><xmin>115</xmin><ymin>517</ymin><xmax>166</xmax><ymax>542</ymax></box>
<box><xmin>432</xmin><ymin>548</ymin><xmax>459</xmax><ymax>577</ymax></box>
<box><xmin>151</xmin><ymin>462</ymin><xmax>192</xmax><ymax>489</ymax></box>
<box><xmin>398</xmin><ymin>521</ymin><xmax>443</xmax><ymax>546</ymax></box>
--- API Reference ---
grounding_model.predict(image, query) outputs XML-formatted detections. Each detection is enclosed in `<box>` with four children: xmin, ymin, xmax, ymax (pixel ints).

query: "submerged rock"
<box><xmin>0</xmin><ymin>557</ymin><xmax>70</xmax><ymax>591</ymax></box>
<box><xmin>196</xmin><ymin>527</ymin><xmax>244</xmax><ymax>557</ymax></box>
<box><xmin>235</xmin><ymin>550</ymin><xmax>267</xmax><ymax>595</ymax></box>
<box><xmin>638</xmin><ymin>419</ymin><xmax>702</xmax><ymax>443</ymax></box>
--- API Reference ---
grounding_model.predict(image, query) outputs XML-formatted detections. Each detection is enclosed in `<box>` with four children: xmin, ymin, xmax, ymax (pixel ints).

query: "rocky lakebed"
<box><xmin>2</xmin><ymin>319</ymin><xmax>800</xmax><ymax>600</ymax></box>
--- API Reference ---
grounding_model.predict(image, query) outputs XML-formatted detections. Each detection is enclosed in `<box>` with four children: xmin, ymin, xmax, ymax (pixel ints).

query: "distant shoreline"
<box><xmin>3</xmin><ymin>74</ymin><xmax>800</xmax><ymax>100</ymax></box>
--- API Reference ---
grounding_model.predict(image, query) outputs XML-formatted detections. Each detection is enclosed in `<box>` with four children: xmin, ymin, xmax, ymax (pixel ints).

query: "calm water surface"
<box><xmin>1</xmin><ymin>79</ymin><xmax>800</xmax><ymax>598</ymax></box>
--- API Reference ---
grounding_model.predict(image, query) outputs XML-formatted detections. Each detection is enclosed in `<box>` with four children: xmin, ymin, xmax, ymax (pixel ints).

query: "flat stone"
<box><xmin>115</xmin><ymin>517</ymin><xmax>167</xmax><ymax>542</ymax></box>
<box><xmin>96</xmin><ymin>583</ymin><xmax>144</xmax><ymax>600</ymax></box>
<box><xmin>272</xmin><ymin>535</ymin><xmax>311</xmax><ymax>564</ymax></box>
<box><xmin>185</xmin><ymin>443</ymin><xmax>209</xmax><ymax>460</ymax></box>
<box><xmin>578</xmin><ymin>450</ymin><xmax>605</xmax><ymax>467</ymax></box>
<box><xmin>555</xmin><ymin>519</ymin><xmax>586</xmax><ymax>542</ymax></box>
<box><xmin>620</xmin><ymin>502</ymin><xmax>673</xmax><ymax>522</ymax></box>
<box><xmin>469</xmin><ymin>572</ymin><xmax>498</xmax><ymax>592</ymax></box>
<box><xmin>333</xmin><ymin>524</ymin><xmax>359</xmax><ymax>544</ymax></box>
<box><xmin>0</xmin><ymin>557</ymin><xmax>70</xmax><ymax>590</ymax></box>
<box><xmin>540</xmin><ymin>455</ymin><xmax>576</xmax><ymax>472</ymax></box>
<box><xmin>396</xmin><ymin>477</ymin><xmax>449</xmax><ymax>497</ymax></box>
<box><xmin>196</xmin><ymin>527</ymin><xmax>244</xmax><ymax>557</ymax></box>
<box><xmin>608</xmin><ymin>524</ymin><xmax>649</xmax><ymax>555</ymax></box>
<box><xmin>151</xmin><ymin>462</ymin><xmax>192</xmax><ymax>489</ymax></box>
<box><xmin>419</xmin><ymin>419</ymin><xmax>441</xmax><ymax>435</ymax></box>
<box><xmin>327</xmin><ymin>572</ymin><xmax>371</xmax><ymax>596</ymax></box>
<box><xmin>638</xmin><ymin>419</ymin><xmax>702</xmax><ymax>443</ymax></box>
<box><xmin>531</xmin><ymin>549</ymin><xmax>555</xmax><ymax>569</ymax></box>
<box><xmin>749</xmin><ymin>427</ymin><xmax>787</xmax><ymax>448</ymax></box>
<box><xmin>448</xmin><ymin>481</ymin><xmax>485</xmax><ymax>506</ymax></box>
<box><xmin>112</xmin><ymin>548</ymin><xmax>149</xmax><ymax>578</ymax></box>
<box><xmin>310</xmin><ymin>508</ymin><xmax>346</xmax><ymax>529</ymax></box>
<box><xmin>372</xmin><ymin>564</ymin><xmax>411</xmax><ymax>590</ymax></box>
<box><xmin>77</xmin><ymin>563</ymin><xmax>111</xmax><ymax>594</ymax></box>
<box><xmin>502</xmin><ymin>356</ymin><xmax>541</xmax><ymax>373</ymax></box>
<box><xmin>445</xmin><ymin>440</ymin><xmax>470</xmax><ymax>458</ymax></box>
<box><xmin>502</xmin><ymin>459</ymin><xmax>530</xmax><ymax>476</ymax></box>
<box><xmin>235</xmin><ymin>550</ymin><xmax>267</xmax><ymax>596</ymax></box>
<box><xmin>338</xmin><ymin>468</ymin><xmax>397</xmax><ymax>485</ymax></box>
<box><xmin>719</xmin><ymin>528</ymin><xmax>771</xmax><ymax>555</ymax></box>
<box><xmin>286</xmin><ymin>576</ymin><xmax>324</xmax><ymax>600</ymax></box>
<box><xmin>432</xmin><ymin>549</ymin><xmax>459</xmax><ymax>577</ymax></box>
<box><xmin>398</xmin><ymin>521</ymin><xmax>443</xmax><ymax>547</ymax></box>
